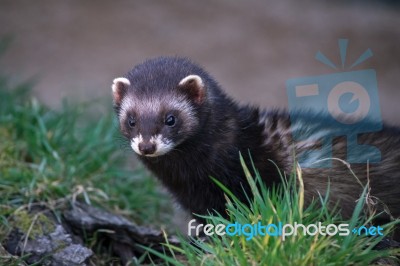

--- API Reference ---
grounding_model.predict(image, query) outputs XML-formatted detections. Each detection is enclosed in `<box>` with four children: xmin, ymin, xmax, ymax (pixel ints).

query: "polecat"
<box><xmin>111</xmin><ymin>57</ymin><xmax>400</xmax><ymax>236</ymax></box>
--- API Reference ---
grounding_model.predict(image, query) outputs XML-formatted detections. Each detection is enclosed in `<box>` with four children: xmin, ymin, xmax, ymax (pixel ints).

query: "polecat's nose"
<box><xmin>138</xmin><ymin>142</ymin><xmax>156</xmax><ymax>155</ymax></box>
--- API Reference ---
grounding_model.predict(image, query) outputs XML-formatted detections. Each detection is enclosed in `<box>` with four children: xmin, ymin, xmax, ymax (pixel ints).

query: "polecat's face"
<box><xmin>112</xmin><ymin>74</ymin><xmax>206</xmax><ymax>157</ymax></box>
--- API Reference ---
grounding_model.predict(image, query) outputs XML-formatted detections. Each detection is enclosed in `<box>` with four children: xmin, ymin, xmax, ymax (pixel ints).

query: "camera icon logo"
<box><xmin>286</xmin><ymin>39</ymin><xmax>382</xmax><ymax>168</ymax></box>
<box><xmin>327</xmin><ymin>80</ymin><xmax>370</xmax><ymax>125</ymax></box>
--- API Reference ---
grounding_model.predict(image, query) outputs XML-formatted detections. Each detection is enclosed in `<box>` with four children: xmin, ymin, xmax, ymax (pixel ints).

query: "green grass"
<box><xmin>0</xmin><ymin>77</ymin><xmax>173</xmax><ymax>264</ymax></box>
<box><xmin>144</xmin><ymin>156</ymin><xmax>400</xmax><ymax>265</ymax></box>
<box><xmin>0</xmin><ymin>74</ymin><xmax>399</xmax><ymax>265</ymax></box>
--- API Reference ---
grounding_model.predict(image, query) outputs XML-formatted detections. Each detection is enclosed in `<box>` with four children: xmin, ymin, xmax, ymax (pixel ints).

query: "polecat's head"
<box><xmin>112</xmin><ymin>57</ymin><xmax>211</xmax><ymax>157</ymax></box>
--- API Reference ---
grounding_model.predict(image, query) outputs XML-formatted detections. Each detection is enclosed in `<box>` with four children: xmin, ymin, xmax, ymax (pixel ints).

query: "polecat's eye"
<box><xmin>128</xmin><ymin>116</ymin><xmax>136</xmax><ymax>128</ymax></box>
<box><xmin>165</xmin><ymin>115</ymin><xmax>176</xmax><ymax>127</ymax></box>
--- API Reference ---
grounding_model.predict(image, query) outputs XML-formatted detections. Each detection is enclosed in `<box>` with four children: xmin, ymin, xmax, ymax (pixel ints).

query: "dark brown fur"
<box><xmin>112</xmin><ymin>57</ymin><xmax>400</xmax><ymax>239</ymax></box>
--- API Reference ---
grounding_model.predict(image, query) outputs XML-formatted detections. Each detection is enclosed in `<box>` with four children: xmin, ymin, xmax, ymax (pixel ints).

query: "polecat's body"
<box><xmin>112</xmin><ymin>57</ymin><xmax>400</xmax><ymax>234</ymax></box>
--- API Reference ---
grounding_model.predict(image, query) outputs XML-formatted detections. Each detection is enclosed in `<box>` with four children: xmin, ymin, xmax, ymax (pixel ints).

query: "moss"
<box><xmin>12</xmin><ymin>210</ymin><xmax>55</xmax><ymax>239</ymax></box>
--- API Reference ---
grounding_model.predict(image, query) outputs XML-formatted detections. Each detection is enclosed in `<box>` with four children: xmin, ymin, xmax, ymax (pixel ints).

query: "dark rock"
<box><xmin>5</xmin><ymin>223</ymin><xmax>93</xmax><ymax>266</ymax></box>
<box><xmin>4</xmin><ymin>202</ymin><xmax>180</xmax><ymax>265</ymax></box>
<box><xmin>63</xmin><ymin>202</ymin><xmax>180</xmax><ymax>264</ymax></box>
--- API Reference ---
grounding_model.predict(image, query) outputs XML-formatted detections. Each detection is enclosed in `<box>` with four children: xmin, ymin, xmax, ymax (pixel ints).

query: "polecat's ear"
<box><xmin>178</xmin><ymin>75</ymin><xmax>206</xmax><ymax>105</ymax></box>
<box><xmin>112</xmin><ymin>77</ymin><xmax>131</xmax><ymax>105</ymax></box>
